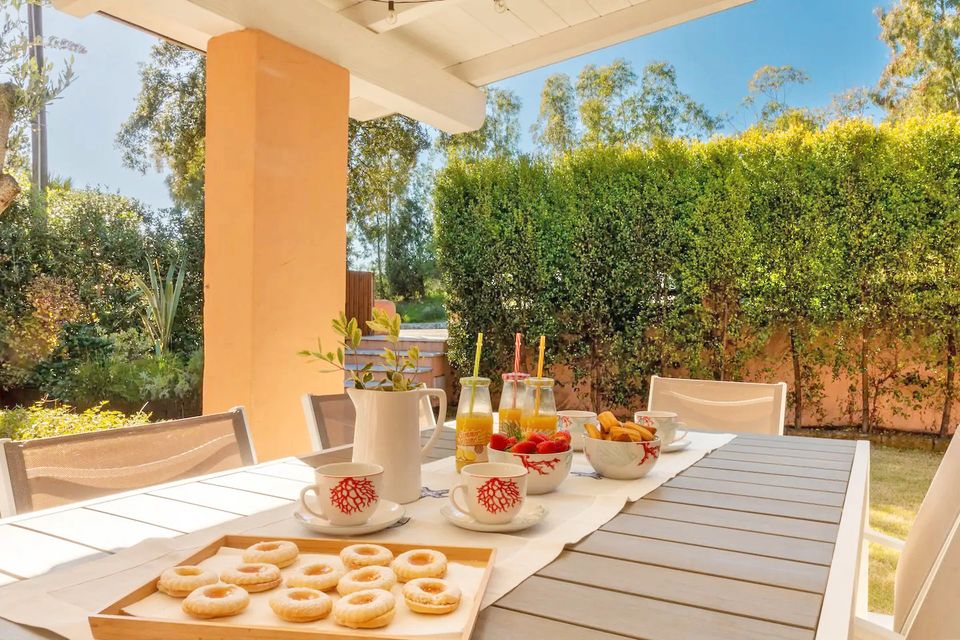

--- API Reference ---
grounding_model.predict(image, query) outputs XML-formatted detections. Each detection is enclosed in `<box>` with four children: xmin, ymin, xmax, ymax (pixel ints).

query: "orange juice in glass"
<box><xmin>498</xmin><ymin>372</ymin><xmax>528</xmax><ymax>434</ymax></box>
<box><xmin>455</xmin><ymin>376</ymin><xmax>494</xmax><ymax>472</ymax></box>
<box><xmin>520</xmin><ymin>376</ymin><xmax>558</xmax><ymax>437</ymax></box>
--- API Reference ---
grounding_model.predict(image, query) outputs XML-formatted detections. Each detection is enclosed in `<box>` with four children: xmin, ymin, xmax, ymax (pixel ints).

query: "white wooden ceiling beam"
<box><xmin>448</xmin><ymin>0</ymin><xmax>753</xmax><ymax>85</ymax></box>
<box><xmin>338</xmin><ymin>0</ymin><xmax>466</xmax><ymax>34</ymax></box>
<box><xmin>187</xmin><ymin>0</ymin><xmax>484</xmax><ymax>132</ymax></box>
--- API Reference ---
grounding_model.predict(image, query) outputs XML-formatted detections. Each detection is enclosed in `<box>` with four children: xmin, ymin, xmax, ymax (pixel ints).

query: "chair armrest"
<box><xmin>854</xmin><ymin>615</ymin><xmax>904</xmax><ymax>640</ymax></box>
<box><xmin>864</xmin><ymin>528</ymin><xmax>906</xmax><ymax>552</ymax></box>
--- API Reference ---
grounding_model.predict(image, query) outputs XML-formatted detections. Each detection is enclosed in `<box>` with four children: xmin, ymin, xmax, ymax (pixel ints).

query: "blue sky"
<box><xmin>42</xmin><ymin>0</ymin><xmax>892</xmax><ymax>211</ymax></box>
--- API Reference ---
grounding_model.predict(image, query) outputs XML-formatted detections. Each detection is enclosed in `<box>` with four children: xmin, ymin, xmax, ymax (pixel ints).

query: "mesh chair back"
<box><xmin>647</xmin><ymin>375</ymin><xmax>787</xmax><ymax>435</ymax></box>
<box><xmin>302</xmin><ymin>394</ymin><xmax>356</xmax><ymax>451</ymax></box>
<box><xmin>896</xmin><ymin>434</ymin><xmax>960</xmax><ymax>638</ymax></box>
<box><xmin>0</xmin><ymin>407</ymin><xmax>255</xmax><ymax>516</ymax></box>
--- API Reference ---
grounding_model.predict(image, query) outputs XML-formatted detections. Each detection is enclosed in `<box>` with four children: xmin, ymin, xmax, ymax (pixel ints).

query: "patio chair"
<box><xmin>0</xmin><ymin>407</ymin><xmax>255</xmax><ymax>517</ymax></box>
<box><xmin>854</xmin><ymin>433</ymin><xmax>960</xmax><ymax>639</ymax></box>
<box><xmin>301</xmin><ymin>392</ymin><xmax>438</xmax><ymax>451</ymax></box>
<box><xmin>647</xmin><ymin>375</ymin><xmax>787</xmax><ymax>435</ymax></box>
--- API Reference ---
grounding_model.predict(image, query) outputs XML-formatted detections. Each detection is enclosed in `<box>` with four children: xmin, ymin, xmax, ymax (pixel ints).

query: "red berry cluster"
<box><xmin>490</xmin><ymin>430</ymin><xmax>571</xmax><ymax>454</ymax></box>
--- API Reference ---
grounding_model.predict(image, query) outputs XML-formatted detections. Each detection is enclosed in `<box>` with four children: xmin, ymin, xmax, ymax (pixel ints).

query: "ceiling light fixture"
<box><xmin>494</xmin><ymin>0</ymin><xmax>507</xmax><ymax>13</ymax></box>
<box><xmin>386</xmin><ymin>0</ymin><xmax>397</xmax><ymax>24</ymax></box>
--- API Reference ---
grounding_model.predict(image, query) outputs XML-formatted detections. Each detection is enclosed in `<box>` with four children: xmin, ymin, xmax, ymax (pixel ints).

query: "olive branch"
<box><xmin>298</xmin><ymin>308</ymin><xmax>421</xmax><ymax>391</ymax></box>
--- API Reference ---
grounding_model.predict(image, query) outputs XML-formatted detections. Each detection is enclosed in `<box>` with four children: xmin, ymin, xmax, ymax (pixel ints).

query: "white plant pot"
<box><xmin>348</xmin><ymin>386</ymin><xmax>446</xmax><ymax>504</ymax></box>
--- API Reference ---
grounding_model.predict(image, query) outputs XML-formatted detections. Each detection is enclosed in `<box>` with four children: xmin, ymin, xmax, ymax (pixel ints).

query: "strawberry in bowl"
<box><xmin>487</xmin><ymin>430</ymin><xmax>573</xmax><ymax>494</ymax></box>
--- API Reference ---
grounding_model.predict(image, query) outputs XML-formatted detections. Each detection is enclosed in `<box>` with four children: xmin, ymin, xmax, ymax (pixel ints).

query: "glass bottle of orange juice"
<box><xmin>520</xmin><ymin>377</ymin><xmax>558</xmax><ymax>436</ymax></box>
<box><xmin>455</xmin><ymin>376</ymin><xmax>494</xmax><ymax>471</ymax></box>
<box><xmin>498</xmin><ymin>372</ymin><xmax>528</xmax><ymax>434</ymax></box>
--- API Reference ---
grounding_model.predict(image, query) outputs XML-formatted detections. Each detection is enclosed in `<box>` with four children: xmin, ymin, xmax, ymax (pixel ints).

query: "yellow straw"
<box><xmin>536</xmin><ymin>335</ymin><xmax>545</xmax><ymax>377</ymax></box>
<box><xmin>469</xmin><ymin>332</ymin><xmax>483</xmax><ymax>414</ymax></box>
<box><xmin>534</xmin><ymin>335</ymin><xmax>545</xmax><ymax>416</ymax></box>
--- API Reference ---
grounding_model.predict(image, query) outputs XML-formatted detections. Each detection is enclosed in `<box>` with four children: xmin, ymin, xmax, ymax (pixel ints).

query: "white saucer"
<box><xmin>440</xmin><ymin>501</ymin><xmax>548</xmax><ymax>533</ymax></box>
<box><xmin>663</xmin><ymin>438</ymin><xmax>691</xmax><ymax>453</ymax></box>
<box><xmin>294</xmin><ymin>499</ymin><xmax>406</xmax><ymax>536</ymax></box>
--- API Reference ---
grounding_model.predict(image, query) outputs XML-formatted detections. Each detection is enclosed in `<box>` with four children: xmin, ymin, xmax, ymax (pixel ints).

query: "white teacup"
<box><xmin>450</xmin><ymin>462</ymin><xmax>528</xmax><ymax>525</ymax></box>
<box><xmin>299</xmin><ymin>462</ymin><xmax>383</xmax><ymax>526</ymax></box>
<box><xmin>558</xmin><ymin>410</ymin><xmax>598</xmax><ymax>451</ymax></box>
<box><xmin>634</xmin><ymin>410</ymin><xmax>688</xmax><ymax>446</ymax></box>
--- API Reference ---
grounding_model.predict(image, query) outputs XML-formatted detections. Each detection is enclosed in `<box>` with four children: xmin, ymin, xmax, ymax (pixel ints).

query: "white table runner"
<box><xmin>0</xmin><ymin>431</ymin><xmax>733</xmax><ymax>640</ymax></box>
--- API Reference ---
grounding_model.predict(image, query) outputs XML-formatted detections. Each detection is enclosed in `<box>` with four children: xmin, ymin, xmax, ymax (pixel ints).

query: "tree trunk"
<box><xmin>789</xmin><ymin>327</ymin><xmax>803</xmax><ymax>430</ymax></box>
<box><xmin>860</xmin><ymin>325</ymin><xmax>870</xmax><ymax>434</ymax></box>
<box><xmin>0</xmin><ymin>82</ymin><xmax>21</xmax><ymax>215</ymax></box>
<box><xmin>940</xmin><ymin>330</ymin><xmax>956</xmax><ymax>437</ymax></box>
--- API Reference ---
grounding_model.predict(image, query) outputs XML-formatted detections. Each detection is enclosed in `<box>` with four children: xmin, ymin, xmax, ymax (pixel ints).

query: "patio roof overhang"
<box><xmin>53</xmin><ymin>0</ymin><xmax>752</xmax><ymax>133</ymax></box>
<box><xmin>50</xmin><ymin>0</ymin><xmax>753</xmax><ymax>460</ymax></box>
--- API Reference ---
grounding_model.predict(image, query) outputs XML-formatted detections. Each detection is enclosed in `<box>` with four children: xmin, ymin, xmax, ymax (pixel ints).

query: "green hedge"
<box><xmin>434</xmin><ymin>115</ymin><xmax>960</xmax><ymax>433</ymax></box>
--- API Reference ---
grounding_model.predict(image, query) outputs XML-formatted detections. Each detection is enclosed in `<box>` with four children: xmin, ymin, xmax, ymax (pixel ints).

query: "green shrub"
<box><xmin>434</xmin><ymin>114</ymin><xmax>960</xmax><ymax>432</ymax></box>
<box><xmin>0</xmin><ymin>401</ymin><xmax>151</xmax><ymax>441</ymax></box>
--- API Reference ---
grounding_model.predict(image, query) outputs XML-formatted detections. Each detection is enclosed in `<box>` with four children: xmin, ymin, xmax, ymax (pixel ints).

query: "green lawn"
<box><xmin>396</xmin><ymin>294</ymin><xmax>446</xmax><ymax>323</ymax></box>
<box><xmin>868</xmin><ymin>444</ymin><xmax>944</xmax><ymax>614</ymax></box>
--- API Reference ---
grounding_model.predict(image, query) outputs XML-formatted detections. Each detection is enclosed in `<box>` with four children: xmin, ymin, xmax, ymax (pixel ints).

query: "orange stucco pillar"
<box><xmin>204</xmin><ymin>29</ymin><xmax>348</xmax><ymax>460</ymax></box>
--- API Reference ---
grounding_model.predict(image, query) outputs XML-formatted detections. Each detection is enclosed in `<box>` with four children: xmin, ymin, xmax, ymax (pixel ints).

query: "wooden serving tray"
<box><xmin>88</xmin><ymin>534</ymin><xmax>496</xmax><ymax>640</ymax></box>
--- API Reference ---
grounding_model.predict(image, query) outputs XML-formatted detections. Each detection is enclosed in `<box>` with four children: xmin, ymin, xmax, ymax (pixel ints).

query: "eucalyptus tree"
<box><xmin>0</xmin><ymin>0</ymin><xmax>81</xmax><ymax>214</ymax></box>
<box><xmin>876</xmin><ymin>0</ymin><xmax>960</xmax><ymax>119</ymax></box>
<box><xmin>436</xmin><ymin>87</ymin><xmax>521</xmax><ymax>162</ymax></box>
<box><xmin>531</xmin><ymin>73</ymin><xmax>578</xmax><ymax>158</ymax></box>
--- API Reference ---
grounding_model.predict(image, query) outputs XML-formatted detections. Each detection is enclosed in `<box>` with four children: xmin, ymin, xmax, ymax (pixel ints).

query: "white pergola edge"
<box><xmin>53</xmin><ymin>0</ymin><xmax>486</xmax><ymax>133</ymax></box>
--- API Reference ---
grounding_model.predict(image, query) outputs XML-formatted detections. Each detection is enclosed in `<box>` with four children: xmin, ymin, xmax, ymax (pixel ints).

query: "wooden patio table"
<box><xmin>0</xmin><ymin>426</ymin><xmax>869</xmax><ymax>640</ymax></box>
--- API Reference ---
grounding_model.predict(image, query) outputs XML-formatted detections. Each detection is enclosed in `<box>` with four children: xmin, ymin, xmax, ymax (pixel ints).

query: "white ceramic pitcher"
<box><xmin>347</xmin><ymin>386</ymin><xmax>446</xmax><ymax>504</ymax></box>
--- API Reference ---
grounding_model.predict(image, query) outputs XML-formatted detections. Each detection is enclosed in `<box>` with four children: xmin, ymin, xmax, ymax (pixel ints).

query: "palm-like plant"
<box><xmin>131</xmin><ymin>260</ymin><xmax>186</xmax><ymax>357</ymax></box>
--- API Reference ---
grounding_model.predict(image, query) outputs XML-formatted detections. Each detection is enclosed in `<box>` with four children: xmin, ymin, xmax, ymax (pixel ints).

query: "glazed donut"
<box><xmin>332</xmin><ymin>588</ymin><xmax>396</xmax><ymax>629</ymax></box>
<box><xmin>287</xmin><ymin>561</ymin><xmax>345</xmax><ymax>592</ymax></box>
<box><xmin>220</xmin><ymin>563</ymin><xmax>282</xmax><ymax>593</ymax></box>
<box><xmin>269</xmin><ymin>587</ymin><xmax>332</xmax><ymax>622</ymax></box>
<box><xmin>337</xmin><ymin>565</ymin><xmax>397</xmax><ymax>595</ymax></box>
<box><xmin>340</xmin><ymin>543</ymin><xmax>393</xmax><ymax>570</ymax></box>
<box><xmin>157</xmin><ymin>565</ymin><xmax>218</xmax><ymax>598</ymax></box>
<box><xmin>241</xmin><ymin>540</ymin><xmax>299</xmax><ymax>568</ymax></box>
<box><xmin>402</xmin><ymin>578</ymin><xmax>462</xmax><ymax>615</ymax></box>
<box><xmin>390</xmin><ymin>549</ymin><xmax>448</xmax><ymax>582</ymax></box>
<box><xmin>181</xmin><ymin>583</ymin><xmax>250</xmax><ymax>619</ymax></box>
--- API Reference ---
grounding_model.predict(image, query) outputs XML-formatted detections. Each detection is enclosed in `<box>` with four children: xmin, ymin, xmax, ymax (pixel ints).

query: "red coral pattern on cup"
<box><xmin>475</xmin><ymin>477</ymin><xmax>522</xmax><ymax>513</ymax></box>
<box><xmin>329</xmin><ymin>476</ymin><xmax>378</xmax><ymax>514</ymax></box>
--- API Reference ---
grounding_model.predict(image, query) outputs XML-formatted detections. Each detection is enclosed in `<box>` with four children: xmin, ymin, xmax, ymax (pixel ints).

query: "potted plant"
<box><xmin>299</xmin><ymin>310</ymin><xmax>446</xmax><ymax>504</ymax></box>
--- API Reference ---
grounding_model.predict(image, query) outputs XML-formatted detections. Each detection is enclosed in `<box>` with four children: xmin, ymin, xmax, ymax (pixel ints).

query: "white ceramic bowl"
<box><xmin>582</xmin><ymin>435</ymin><xmax>661</xmax><ymax>480</ymax></box>
<box><xmin>487</xmin><ymin>446</ymin><xmax>573</xmax><ymax>494</ymax></box>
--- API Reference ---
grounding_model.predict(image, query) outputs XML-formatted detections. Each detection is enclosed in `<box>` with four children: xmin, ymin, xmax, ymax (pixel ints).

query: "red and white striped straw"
<box><xmin>514</xmin><ymin>332</ymin><xmax>522</xmax><ymax>373</ymax></box>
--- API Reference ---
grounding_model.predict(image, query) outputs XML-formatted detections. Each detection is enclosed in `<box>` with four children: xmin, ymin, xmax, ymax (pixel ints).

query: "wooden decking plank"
<box><xmin>573</xmin><ymin>530</ymin><xmax>828</xmax><ymax>593</ymax></box>
<box><xmin>87</xmin><ymin>494</ymin><xmax>237</xmax><ymax>532</ymax></box>
<box><xmin>645</xmin><ymin>486</ymin><xmax>842</xmax><ymax>524</ymax></box>
<box><xmin>666</xmin><ymin>476</ymin><xmax>846</xmax><ymax>507</ymax></box>
<box><xmin>602</xmin><ymin>513</ymin><xmax>835</xmax><ymax>565</ymax></box>
<box><xmin>682</xmin><ymin>466</ymin><xmax>848</xmax><ymax>493</ymax></box>
<box><xmin>14</xmin><ymin>508</ymin><xmax>179</xmax><ymax>552</ymax></box>
<box><xmin>722</xmin><ymin>443</ymin><xmax>853</xmax><ymax>461</ymax></box>
<box><xmin>496</xmin><ymin>576</ymin><xmax>813</xmax><ymax>640</ymax></box>
<box><xmin>625</xmin><ymin>500</ymin><xmax>839</xmax><ymax>542</ymax></box>
<box><xmin>539</xmin><ymin>551</ymin><xmax>822</xmax><ymax>629</ymax></box>
<box><xmin>149</xmin><ymin>482</ymin><xmax>291</xmax><ymax>515</ymax></box>
<box><xmin>0</xmin><ymin>526</ymin><xmax>104</xmax><ymax>579</ymax></box>
<box><xmin>695</xmin><ymin>457</ymin><xmax>850</xmax><ymax>481</ymax></box>
<box><xmin>475</xmin><ymin>607</ymin><xmax>631</xmax><ymax>640</ymax></box>
<box><xmin>708</xmin><ymin>449</ymin><xmax>851</xmax><ymax>471</ymax></box>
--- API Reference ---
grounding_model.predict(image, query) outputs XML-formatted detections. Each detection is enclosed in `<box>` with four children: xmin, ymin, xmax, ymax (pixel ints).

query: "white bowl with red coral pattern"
<box><xmin>487</xmin><ymin>446</ymin><xmax>573</xmax><ymax>494</ymax></box>
<box><xmin>583</xmin><ymin>435</ymin><xmax>660</xmax><ymax>480</ymax></box>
